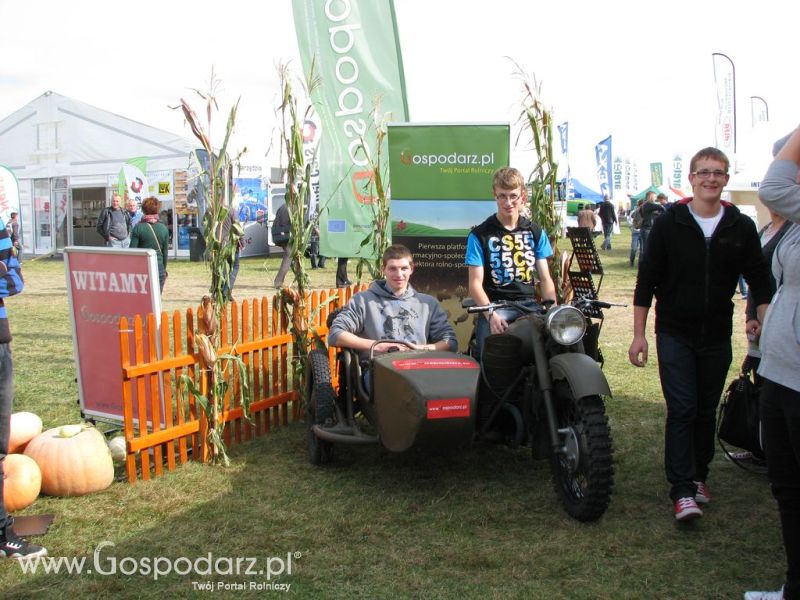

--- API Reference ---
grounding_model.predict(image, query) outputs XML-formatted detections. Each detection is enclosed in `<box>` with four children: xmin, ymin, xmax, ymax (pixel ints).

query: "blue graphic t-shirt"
<box><xmin>464</xmin><ymin>215</ymin><xmax>553</xmax><ymax>300</ymax></box>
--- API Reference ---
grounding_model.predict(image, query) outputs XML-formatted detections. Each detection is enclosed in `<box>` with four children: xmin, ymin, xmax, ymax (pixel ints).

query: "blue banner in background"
<box><xmin>595</xmin><ymin>136</ymin><xmax>612</xmax><ymax>199</ymax></box>
<box><xmin>558</xmin><ymin>122</ymin><xmax>568</xmax><ymax>155</ymax></box>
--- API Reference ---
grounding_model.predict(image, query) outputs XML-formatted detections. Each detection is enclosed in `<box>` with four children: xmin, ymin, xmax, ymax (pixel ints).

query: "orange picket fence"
<box><xmin>117</xmin><ymin>285</ymin><xmax>363</xmax><ymax>483</ymax></box>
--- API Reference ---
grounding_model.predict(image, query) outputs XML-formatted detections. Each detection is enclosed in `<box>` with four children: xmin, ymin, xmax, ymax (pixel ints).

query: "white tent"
<box><xmin>0</xmin><ymin>91</ymin><xmax>196</xmax><ymax>256</ymax></box>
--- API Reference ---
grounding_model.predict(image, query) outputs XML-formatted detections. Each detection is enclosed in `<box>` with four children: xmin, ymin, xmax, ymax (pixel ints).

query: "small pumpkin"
<box><xmin>3</xmin><ymin>454</ymin><xmax>42</xmax><ymax>512</ymax></box>
<box><xmin>8</xmin><ymin>412</ymin><xmax>43</xmax><ymax>453</ymax></box>
<box><xmin>24</xmin><ymin>423</ymin><xmax>114</xmax><ymax>497</ymax></box>
<box><xmin>107</xmin><ymin>436</ymin><xmax>127</xmax><ymax>464</ymax></box>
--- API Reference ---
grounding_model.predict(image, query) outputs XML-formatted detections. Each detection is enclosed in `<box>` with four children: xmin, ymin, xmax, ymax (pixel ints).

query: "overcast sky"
<box><xmin>1</xmin><ymin>0</ymin><xmax>797</xmax><ymax>189</ymax></box>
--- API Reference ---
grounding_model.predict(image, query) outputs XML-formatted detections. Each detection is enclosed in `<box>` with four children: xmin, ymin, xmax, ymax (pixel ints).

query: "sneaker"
<box><xmin>744</xmin><ymin>586</ymin><xmax>784</xmax><ymax>599</ymax></box>
<box><xmin>0</xmin><ymin>523</ymin><xmax>47</xmax><ymax>560</ymax></box>
<box><xmin>674</xmin><ymin>496</ymin><xmax>703</xmax><ymax>521</ymax></box>
<box><xmin>694</xmin><ymin>481</ymin><xmax>711</xmax><ymax>505</ymax></box>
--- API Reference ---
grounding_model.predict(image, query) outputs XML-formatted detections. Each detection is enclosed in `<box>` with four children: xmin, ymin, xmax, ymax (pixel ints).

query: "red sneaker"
<box><xmin>674</xmin><ymin>496</ymin><xmax>703</xmax><ymax>521</ymax></box>
<box><xmin>694</xmin><ymin>481</ymin><xmax>711</xmax><ymax>505</ymax></box>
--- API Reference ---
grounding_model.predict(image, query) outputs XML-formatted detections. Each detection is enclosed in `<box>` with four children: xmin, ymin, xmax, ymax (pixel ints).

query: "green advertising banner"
<box><xmin>292</xmin><ymin>0</ymin><xmax>408</xmax><ymax>259</ymax></box>
<box><xmin>388</xmin><ymin>123</ymin><xmax>509</xmax><ymax>347</ymax></box>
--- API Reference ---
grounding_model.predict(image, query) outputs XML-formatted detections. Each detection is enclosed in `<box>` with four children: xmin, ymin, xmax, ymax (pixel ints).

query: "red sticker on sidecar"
<box><xmin>426</xmin><ymin>398</ymin><xmax>471</xmax><ymax>419</ymax></box>
<box><xmin>392</xmin><ymin>358</ymin><xmax>479</xmax><ymax>370</ymax></box>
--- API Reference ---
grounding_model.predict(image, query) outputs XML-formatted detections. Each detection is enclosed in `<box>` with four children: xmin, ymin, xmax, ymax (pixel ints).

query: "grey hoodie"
<box><xmin>328</xmin><ymin>280</ymin><xmax>457</xmax><ymax>358</ymax></box>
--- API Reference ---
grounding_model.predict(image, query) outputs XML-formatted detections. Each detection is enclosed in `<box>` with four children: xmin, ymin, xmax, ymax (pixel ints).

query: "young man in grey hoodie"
<box><xmin>328</xmin><ymin>244</ymin><xmax>457</xmax><ymax>358</ymax></box>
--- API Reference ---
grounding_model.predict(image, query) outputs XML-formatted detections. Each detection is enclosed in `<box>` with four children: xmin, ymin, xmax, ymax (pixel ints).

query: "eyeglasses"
<box><xmin>691</xmin><ymin>169</ymin><xmax>728</xmax><ymax>179</ymax></box>
<box><xmin>496</xmin><ymin>193</ymin><xmax>521</xmax><ymax>202</ymax></box>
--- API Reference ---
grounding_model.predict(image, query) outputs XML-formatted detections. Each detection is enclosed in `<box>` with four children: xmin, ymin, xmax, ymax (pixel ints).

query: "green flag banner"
<box><xmin>292</xmin><ymin>0</ymin><xmax>409</xmax><ymax>258</ymax></box>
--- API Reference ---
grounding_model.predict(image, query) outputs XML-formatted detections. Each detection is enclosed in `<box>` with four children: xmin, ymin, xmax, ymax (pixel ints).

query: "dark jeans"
<box><xmin>601</xmin><ymin>222</ymin><xmax>614</xmax><ymax>250</ymax></box>
<box><xmin>630</xmin><ymin>229</ymin><xmax>642</xmax><ymax>266</ymax></box>
<box><xmin>309</xmin><ymin>241</ymin><xmax>325</xmax><ymax>268</ymax></box>
<box><xmin>656</xmin><ymin>332</ymin><xmax>732</xmax><ymax>500</ymax></box>
<box><xmin>0</xmin><ymin>343</ymin><xmax>13</xmax><ymax>528</ymax></box>
<box><xmin>158</xmin><ymin>263</ymin><xmax>167</xmax><ymax>293</ymax></box>
<box><xmin>760</xmin><ymin>378</ymin><xmax>800</xmax><ymax>599</ymax></box>
<box><xmin>639</xmin><ymin>227</ymin><xmax>652</xmax><ymax>263</ymax></box>
<box><xmin>336</xmin><ymin>257</ymin><xmax>349</xmax><ymax>287</ymax></box>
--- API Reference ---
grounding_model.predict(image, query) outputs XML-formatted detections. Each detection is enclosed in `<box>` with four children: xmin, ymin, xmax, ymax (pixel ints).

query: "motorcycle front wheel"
<box><xmin>549</xmin><ymin>382</ymin><xmax>613</xmax><ymax>522</ymax></box>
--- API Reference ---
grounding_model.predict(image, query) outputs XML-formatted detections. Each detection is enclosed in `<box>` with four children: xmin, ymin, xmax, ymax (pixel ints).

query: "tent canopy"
<box><xmin>561</xmin><ymin>178</ymin><xmax>603</xmax><ymax>203</ymax></box>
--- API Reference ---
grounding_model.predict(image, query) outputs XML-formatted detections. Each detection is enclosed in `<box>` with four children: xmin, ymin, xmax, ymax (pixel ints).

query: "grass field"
<box><xmin>0</xmin><ymin>232</ymin><xmax>786</xmax><ymax>599</ymax></box>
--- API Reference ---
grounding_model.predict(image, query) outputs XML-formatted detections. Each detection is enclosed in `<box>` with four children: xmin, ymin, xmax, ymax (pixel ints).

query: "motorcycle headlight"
<box><xmin>546</xmin><ymin>305</ymin><xmax>586</xmax><ymax>346</ymax></box>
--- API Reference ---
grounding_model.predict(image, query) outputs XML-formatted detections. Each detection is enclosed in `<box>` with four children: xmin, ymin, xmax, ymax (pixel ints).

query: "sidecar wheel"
<box><xmin>306</xmin><ymin>350</ymin><xmax>335</xmax><ymax>465</ymax></box>
<box><xmin>549</xmin><ymin>385</ymin><xmax>613</xmax><ymax>522</ymax></box>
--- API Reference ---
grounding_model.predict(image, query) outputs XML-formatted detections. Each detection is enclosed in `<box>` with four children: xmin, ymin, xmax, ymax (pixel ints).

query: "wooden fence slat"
<box><xmin>147</xmin><ymin>313</ymin><xmax>164</xmax><ymax>476</ymax></box>
<box><xmin>119</xmin><ymin>317</ymin><xmax>138</xmax><ymax>483</ymax></box>
<box><xmin>134</xmin><ymin>316</ymin><xmax>151</xmax><ymax>480</ymax></box>
<box><xmin>160</xmin><ymin>311</ymin><xmax>176</xmax><ymax>472</ymax></box>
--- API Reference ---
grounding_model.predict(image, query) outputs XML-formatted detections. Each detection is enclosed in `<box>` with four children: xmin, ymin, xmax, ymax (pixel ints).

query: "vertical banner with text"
<box><xmin>712</xmin><ymin>52</ymin><xmax>736</xmax><ymax>157</ymax></box>
<box><xmin>595</xmin><ymin>136</ymin><xmax>612</xmax><ymax>199</ymax></box>
<box><xmin>293</xmin><ymin>0</ymin><xmax>409</xmax><ymax>259</ymax></box>
<box><xmin>388</xmin><ymin>123</ymin><xmax>509</xmax><ymax>347</ymax></box>
<box><xmin>650</xmin><ymin>163</ymin><xmax>663</xmax><ymax>187</ymax></box>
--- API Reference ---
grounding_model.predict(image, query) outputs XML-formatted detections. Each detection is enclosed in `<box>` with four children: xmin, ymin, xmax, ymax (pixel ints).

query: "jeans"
<box><xmin>630</xmin><ymin>230</ymin><xmax>642</xmax><ymax>266</ymax></box>
<box><xmin>639</xmin><ymin>227</ymin><xmax>652</xmax><ymax>263</ymax></box>
<box><xmin>309</xmin><ymin>241</ymin><xmax>325</xmax><ymax>268</ymax></box>
<box><xmin>656</xmin><ymin>332</ymin><xmax>732</xmax><ymax>500</ymax></box>
<box><xmin>274</xmin><ymin>244</ymin><xmax>292</xmax><ymax>287</ymax></box>
<box><xmin>108</xmin><ymin>237</ymin><xmax>130</xmax><ymax>249</ymax></box>
<box><xmin>601</xmin><ymin>223</ymin><xmax>613</xmax><ymax>250</ymax></box>
<box><xmin>760</xmin><ymin>378</ymin><xmax>800</xmax><ymax>599</ymax></box>
<box><xmin>0</xmin><ymin>343</ymin><xmax>13</xmax><ymax>528</ymax></box>
<box><xmin>336</xmin><ymin>257</ymin><xmax>350</xmax><ymax>287</ymax></box>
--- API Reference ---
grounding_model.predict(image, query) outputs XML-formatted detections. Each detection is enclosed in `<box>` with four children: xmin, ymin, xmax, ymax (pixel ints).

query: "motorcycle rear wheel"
<box><xmin>306</xmin><ymin>349</ymin><xmax>335</xmax><ymax>465</ymax></box>
<box><xmin>549</xmin><ymin>383</ymin><xmax>613</xmax><ymax>522</ymax></box>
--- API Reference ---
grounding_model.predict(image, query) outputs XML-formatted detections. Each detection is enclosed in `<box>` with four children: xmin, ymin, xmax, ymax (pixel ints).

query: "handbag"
<box><xmin>717</xmin><ymin>356</ymin><xmax>764</xmax><ymax>466</ymax></box>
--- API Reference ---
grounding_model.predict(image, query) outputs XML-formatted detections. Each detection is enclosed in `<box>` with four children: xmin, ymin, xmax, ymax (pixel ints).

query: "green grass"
<box><xmin>0</xmin><ymin>234</ymin><xmax>784</xmax><ymax>599</ymax></box>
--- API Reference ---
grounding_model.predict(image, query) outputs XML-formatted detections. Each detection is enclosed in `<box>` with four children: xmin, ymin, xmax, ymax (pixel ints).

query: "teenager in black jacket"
<box><xmin>629</xmin><ymin>146</ymin><xmax>772</xmax><ymax>522</ymax></box>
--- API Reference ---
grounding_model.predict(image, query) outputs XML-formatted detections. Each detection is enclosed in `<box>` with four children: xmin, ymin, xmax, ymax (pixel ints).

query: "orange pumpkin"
<box><xmin>24</xmin><ymin>424</ymin><xmax>114</xmax><ymax>497</ymax></box>
<box><xmin>8</xmin><ymin>412</ymin><xmax>43</xmax><ymax>454</ymax></box>
<box><xmin>3</xmin><ymin>454</ymin><xmax>42</xmax><ymax>512</ymax></box>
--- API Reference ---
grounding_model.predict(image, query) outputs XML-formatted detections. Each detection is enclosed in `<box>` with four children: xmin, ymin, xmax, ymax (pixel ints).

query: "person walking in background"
<box><xmin>336</xmin><ymin>257</ymin><xmax>351</xmax><ymax>288</ymax></box>
<box><xmin>7</xmin><ymin>212</ymin><xmax>20</xmax><ymax>255</ymax></box>
<box><xmin>627</xmin><ymin>209</ymin><xmax>643</xmax><ymax>267</ymax></box>
<box><xmin>598</xmin><ymin>194</ymin><xmax>617</xmax><ymax>250</ymax></box>
<box><xmin>272</xmin><ymin>203</ymin><xmax>293</xmax><ymax>288</ymax></box>
<box><xmin>637</xmin><ymin>191</ymin><xmax>666</xmax><ymax>263</ymax></box>
<box><xmin>577</xmin><ymin>203</ymin><xmax>597</xmax><ymax>231</ymax></box>
<box><xmin>744</xmin><ymin>126</ymin><xmax>800</xmax><ymax>600</ymax></box>
<box><xmin>96</xmin><ymin>193</ymin><xmax>131</xmax><ymax>248</ymax></box>
<box><xmin>130</xmin><ymin>197</ymin><xmax>170</xmax><ymax>293</ymax></box>
<box><xmin>0</xmin><ymin>216</ymin><xmax>47</xmax><ymax>560</ymax></box>
<box><xmin>126</xmin><ymin>198</ymin><xmax>143</xmax><ymax>229</ymax></box>
<box><xmin>628</xmin><ymin>146</ymin><xmax>771</xmax><ymax>522</ymax></box>
<box><xmin>308</xmin><ymin>211</ymin><xmax>325</xmax><ymax>270</ymax></box>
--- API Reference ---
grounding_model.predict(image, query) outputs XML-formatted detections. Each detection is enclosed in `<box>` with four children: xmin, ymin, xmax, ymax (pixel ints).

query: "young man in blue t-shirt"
<box><xmin>464</xmin><ymin>167</ymin><xmax>556</xmax><ymax>358</ymax></box>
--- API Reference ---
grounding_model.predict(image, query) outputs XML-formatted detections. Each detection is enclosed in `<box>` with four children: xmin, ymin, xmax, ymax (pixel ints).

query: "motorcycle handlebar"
<box><xmin>462</xmin><ymin>296</ymin><xmax>627</xmax><ymax>313</ymax></box>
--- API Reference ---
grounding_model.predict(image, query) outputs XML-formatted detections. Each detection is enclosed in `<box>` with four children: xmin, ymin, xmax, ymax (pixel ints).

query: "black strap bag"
<box><xmin>717</xmin><ymin>357</ymin><xmax>764</xmax><ymax>468</ymax></box>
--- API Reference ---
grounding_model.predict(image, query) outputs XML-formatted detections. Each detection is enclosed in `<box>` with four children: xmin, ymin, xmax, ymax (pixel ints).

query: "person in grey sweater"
<box><xmin>744</xmin><ymin>125</ymin><xmax>800</xmax><ymax>600</ymax></box>
<box><xmin>328</xmin><ymin>244</ymin><xmax>457</xmax><ymax>360</ymax></box>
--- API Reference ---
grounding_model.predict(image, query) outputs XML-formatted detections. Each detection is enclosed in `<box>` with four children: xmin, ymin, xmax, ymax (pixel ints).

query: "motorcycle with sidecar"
<box><xmin>305</xmin><ymin>296</ymin><xmax>616</xmax><ymax>522</ymax></box>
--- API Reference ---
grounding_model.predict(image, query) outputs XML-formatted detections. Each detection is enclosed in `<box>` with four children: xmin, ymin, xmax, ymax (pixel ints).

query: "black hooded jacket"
<box><xmin>634</xmin><ymin>198</ymin><xmax>771</xmax><ymax>345</ymax></box>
